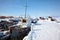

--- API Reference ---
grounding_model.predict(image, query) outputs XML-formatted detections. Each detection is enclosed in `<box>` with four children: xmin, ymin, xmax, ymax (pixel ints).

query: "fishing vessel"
<box><xmin>8</xmin><ymin>0</ymin><xmax>33</xmax><ymax>40</ymax></box>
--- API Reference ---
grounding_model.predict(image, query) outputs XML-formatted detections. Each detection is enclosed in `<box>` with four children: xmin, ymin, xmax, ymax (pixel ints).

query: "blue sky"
<box><xmin>0</xmin><ymin>0</ymin><xmax>60</xmax><ymax>17</ymax></box>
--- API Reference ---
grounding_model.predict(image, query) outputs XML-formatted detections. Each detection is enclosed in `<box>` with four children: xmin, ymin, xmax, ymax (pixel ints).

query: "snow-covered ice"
<box><xmin>23</xmin><ymin>19</ymin><xmax>60</xmax><ymax>40</ymax></box>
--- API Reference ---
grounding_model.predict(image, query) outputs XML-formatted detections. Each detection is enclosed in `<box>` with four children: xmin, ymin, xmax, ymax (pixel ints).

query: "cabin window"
<box><xmin>22</xmin><ymin>19</ymin><xmax>27</xmax><ymax>23</ymax></box>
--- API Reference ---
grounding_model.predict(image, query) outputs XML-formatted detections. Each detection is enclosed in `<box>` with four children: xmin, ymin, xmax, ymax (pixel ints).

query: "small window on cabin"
<box><xmin>22</xmin><ymin>19</ymin><xmax>27</xmax><ymax>23</ymax></box>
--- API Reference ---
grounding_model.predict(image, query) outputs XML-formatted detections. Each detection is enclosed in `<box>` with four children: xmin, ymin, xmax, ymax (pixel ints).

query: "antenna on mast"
<box><xmin>25</xmin><ymin>0</ymin><xmax>27</xmax><ymax>18</ymax></box>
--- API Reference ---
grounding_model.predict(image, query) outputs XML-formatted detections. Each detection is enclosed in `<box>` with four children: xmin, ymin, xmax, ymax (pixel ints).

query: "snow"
<box><xmin>23</xmin><ymin>19</ymin><xmax>60</xmax><ymax>40</ymax></box>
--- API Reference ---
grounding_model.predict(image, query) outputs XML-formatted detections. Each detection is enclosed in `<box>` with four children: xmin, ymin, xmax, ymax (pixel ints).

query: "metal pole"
<box><xmin>25</xmin><ymin>0</ymin><xmax>27</xmax><ymax>18</ymax></box>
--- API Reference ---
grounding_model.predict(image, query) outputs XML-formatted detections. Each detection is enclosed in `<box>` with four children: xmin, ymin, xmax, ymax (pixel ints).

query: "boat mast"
<box><xmin>25</xmin><ymin>0</ymin><xmax>27</xmax><ymax>18</ymax></box>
